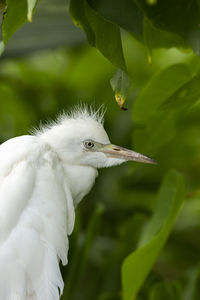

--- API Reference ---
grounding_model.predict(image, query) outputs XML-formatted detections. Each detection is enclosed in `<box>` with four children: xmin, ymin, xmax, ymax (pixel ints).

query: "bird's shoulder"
<box><xmin>0</xmin><ymin>134</ymin><xmax>73</xmax><ymax>242</ymax></box>
<box><xmin>0</xmin><ymin>135</ymin><xmax>60</xmax><ymax>177</ymax></box>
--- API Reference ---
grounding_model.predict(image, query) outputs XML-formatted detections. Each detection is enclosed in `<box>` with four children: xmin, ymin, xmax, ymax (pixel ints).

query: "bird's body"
<box><xmin>0</xmin><ymin>107</ymin><xmax>155</xmax><ymax>300</ymax></box>
<box><xmin>0</xmin><ymin>135</ymin><xmax>71</xmax><ymax>300</ymax></box>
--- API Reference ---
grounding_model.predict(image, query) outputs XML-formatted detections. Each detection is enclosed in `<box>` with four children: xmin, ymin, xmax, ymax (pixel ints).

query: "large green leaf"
<box><xmin>136</xmin><ymin>0</ymin><xmax>200</xmax><ymax>55</ymax></box>
<box><xmin>161</xmin><ymin>73</ymin><xmax>200</xmax><ymax>112</ymax></box>
<box><xmin>88</xmin><ymin>0</ymin><xmax>188</xmax><ymax>53</ymax></box>
<box><xmin>143</xmin><ymin>17</ymin><xmax>188</xmax><ymax>64</ymax></box>
<box><xmin>133</xmin><ymin>112</ymin><xmax>176</xmax><ymax>157</ymax></box>
<box><xmin>88</xmin><ymin>0</ymin><xmax>143</xmax><ymax>39</ymax></box>
<box><xmin>69</xmin><ymin>0</ymin><xmax>95</xmax><ymax>45</ymax></box>
<box><xmin>0</xmin><ymin>0</ymin><xmax>38</xmax><ymax>53</ymax></box>
<box><xmin>132</xmin><ymin>57</ymin><xmax>200</xmax><ymax>155</ymax></box>
<box><xmin>69</xmin><ymin>0</ymin><xmax>126</xmax><ymax>71</ymax></box>
<box><xmin>122</xmin><ymin>170</ymin><xmax>185</xmax><ymax>300</ymax></box>
<box><xmin>2</xmin><ymin>0</ymin><xmax>27</xmax><ymax>45</ymax></box>
<box><xmin>132</xmin><ymin>64</ymin><xmax>193</xmax><ymax>124</ymax></box>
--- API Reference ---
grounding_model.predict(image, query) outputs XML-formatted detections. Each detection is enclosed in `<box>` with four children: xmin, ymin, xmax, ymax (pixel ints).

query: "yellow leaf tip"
<box><xmin>27</xmin><ymin>14</ymin><xmax>32</xmax><ymax>22</ymax></box>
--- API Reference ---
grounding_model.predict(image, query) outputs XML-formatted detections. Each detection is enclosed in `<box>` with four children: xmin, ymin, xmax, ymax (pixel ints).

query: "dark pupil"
<box><xmin>88</xmin><ymin>142</ymin><xmax>92</xmax><ymax>147</ymax></box>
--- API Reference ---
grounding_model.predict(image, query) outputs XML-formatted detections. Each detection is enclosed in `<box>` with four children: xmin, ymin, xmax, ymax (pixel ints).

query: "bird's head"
<box><xmin>38</xmin><ymin>106</ymin><xmax>156</xmax><ymax>169</ymax></box>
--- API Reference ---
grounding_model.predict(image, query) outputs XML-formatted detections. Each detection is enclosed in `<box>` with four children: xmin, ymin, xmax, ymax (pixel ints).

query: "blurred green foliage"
<box><xmin>122</xmin><ymin>170</ymin><xmax>185</xmax><ymax>300</ymax></box>
<box><xmin>1</xmin><ymin>0</ymin><xmax>200</xmax><ymax>299</ymax></box>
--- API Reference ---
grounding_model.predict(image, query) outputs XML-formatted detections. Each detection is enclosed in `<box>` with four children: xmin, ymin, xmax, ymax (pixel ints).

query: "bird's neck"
<box><xmin>62</xmin><ymin>164</ymin><xmax>98</xmax><ymax>206</ymax></box>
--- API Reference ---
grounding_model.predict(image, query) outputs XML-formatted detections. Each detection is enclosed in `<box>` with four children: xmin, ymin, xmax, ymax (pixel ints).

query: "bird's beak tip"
<box><xmin>130</xmin><ymin>153</ymin><xmax>157</xmax><ymax>165</ymax></box>
<box><xmin>100</xmin><ymin>144</ymin><xmax>157</xmax><ymax>165</ymax></box>
<box><xmin>146</xmin><ymin>157</ymin><xmax>157</xmax><ymax>165</ymax></box>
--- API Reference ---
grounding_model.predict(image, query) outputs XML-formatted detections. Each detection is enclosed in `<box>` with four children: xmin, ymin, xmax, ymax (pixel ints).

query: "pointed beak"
<box><xmin>100</xmin><ymin>144</ymin><xmax>157</xmax><ymax>165</ymax></box>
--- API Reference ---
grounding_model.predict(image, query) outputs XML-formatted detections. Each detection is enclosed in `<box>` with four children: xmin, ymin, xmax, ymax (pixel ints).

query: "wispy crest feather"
<box><xmin>32</xmin><ymin>104</ymin><xmax>106</xmax><ymax>136</ymax></box>
<box><xmin>60</xmin><ymin>103</ymin><xmax>105</xmax><ymax>125</ymax></box>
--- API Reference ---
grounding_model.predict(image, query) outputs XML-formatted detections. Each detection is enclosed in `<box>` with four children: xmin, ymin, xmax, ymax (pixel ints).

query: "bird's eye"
<box><xmin>84</xmin><ymin>140</ymin><xmax>95</xmax><ymax>149</ymax></box>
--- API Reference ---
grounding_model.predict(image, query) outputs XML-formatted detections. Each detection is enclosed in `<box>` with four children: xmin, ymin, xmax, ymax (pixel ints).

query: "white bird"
<box><xmin>0</xmin><ymin>106</ymin><xmax>156</xmax><ymax>300</ymax></box>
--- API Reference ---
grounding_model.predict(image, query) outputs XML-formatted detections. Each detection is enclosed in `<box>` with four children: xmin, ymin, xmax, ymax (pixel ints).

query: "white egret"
<box><xmin>0</xmin><ymin>106</ymin><xmax>156</xmax><ymax>300</ymax></box>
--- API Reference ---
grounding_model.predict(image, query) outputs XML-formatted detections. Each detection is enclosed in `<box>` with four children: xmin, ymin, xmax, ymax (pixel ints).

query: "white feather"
<box><xmin>0</xmin><ymin>136</ymin><xmax>74</xmax><ymax>300</ymax></box>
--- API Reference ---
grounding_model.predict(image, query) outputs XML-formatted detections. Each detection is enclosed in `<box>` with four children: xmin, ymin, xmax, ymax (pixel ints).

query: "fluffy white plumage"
<box><xmin>0</xmin><ymin>106</ymin><xmax>155</xmax><ymax>300</ymax></box>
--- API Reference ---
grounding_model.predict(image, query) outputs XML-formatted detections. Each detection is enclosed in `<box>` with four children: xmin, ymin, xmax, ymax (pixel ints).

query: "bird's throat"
<box><xmin>63</xmin><ymin>164</ymin><xmax>98</xmax><ymax>206</ymax></box>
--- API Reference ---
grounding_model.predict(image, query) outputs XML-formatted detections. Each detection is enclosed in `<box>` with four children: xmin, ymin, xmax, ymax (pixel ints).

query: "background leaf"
<box><xmin>69</xmin><ymin>0</ymin><xmax>126</xmax><ymax>71</ymax></box>
<box><xmin>132</xmin><ymin>63</ymin><xmax>192</xmax><ymax>124</ymax></box>
<box><xmin>122</xmin><ymin>170</ymin><xmax>185</xmax><ymax>300</ymax></box>
<box><xmin>88</xmin><ymin>0</ymin><xmax>143</xmax><ymax>39</ymax></box>
<box><xmin>136</xmin><ymin>0</ymin><xmax>200</xmax><ymax>55</ymax></box>
<box><xmin>27</xmin><ymin>0</ymin><xmax>38</xmax><ymax>22</ymax></box>
<box><xmin>149</xmin><ymin>281</ymin><xmax>181</xmax><ymax>300</ymax></box>
<box><xmin>2</xmin><ymin>0</ymin><xmax>27</xmax><ymax>45</ymax></box>
<box><xmin>110</xmin><ymin>69</ymin><xmax>131</xmax><ymax>109</ymax></box>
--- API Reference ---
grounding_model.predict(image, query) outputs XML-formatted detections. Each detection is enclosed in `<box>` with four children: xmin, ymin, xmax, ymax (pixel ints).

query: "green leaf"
<box><xmin>136</xmin><ymin>0</ymin><xmax>200</xmax><ymax>55</ymax></box>
<box><xmin>88</xmin><ymin>0</ymin><xmax>190</xmax><ymax>54</ymax></box>
<box><xmin>0</xmin><ymin>41</ymin><xmax>5</xmax><ymax>56</ymax></box>
<box><xmin>85</xmin><ymin>2</ymin><xmax>126</xmax><ymax>71</ymax></box>
<box><xmin>110</xmin><ymin>69</ymin><xmax>131</xmax><ymax>110</ymax></box>
<box><xmin>122</xmin><ymin>170</ymin><xmax>185</xmax><ymax>300</ymax></box>
<box><xmin>132</xmin><ymin>58</ymin><xmax>200</xmax><ymax>155</ymax></box>
<box><xmin>27</xmin><ymin>0</ymin><xmax>38</xmax><ymax>22</ymax></box>
<box><xmin>132</xmin><ymin>64</ymin><xmax>192</xmax><ymax>124</ymax></box>
<box><xmin>143</xmin><ymin>17</ymin><xmax>153</xmax><ymax>64</ymax></box>
<box><xmin>2</xmin><ymin>0</ymin><xmax>27</xmax><ymax>45</ymax></box>
<box><xmin>138</xmin><ymin>170</ymin><xmax>182</xmax><ymax>247</ymax></box>
<box><xmin>88</xmin><ymin>0</ymin><xmax>143</xmax><ymax>39</ymax></box>
<box><xmin>133</xmin><ymin>112</ymin><xmax>176</xmax><ymax>156</ymax></box>
<box><xmin>143</xmin><ymin>17</ymin><xmax>188</xmax><ymax>64</ymax></box>
<box><xmin>69</xmin><ymin>0</ymin><xmax>95</xmax><ymax>45</ymax></box>
<box><xmin>69</xmin><ymin>0</ymin><xmax>126</xmax><ymax>71</ymax></box>
<box><xmin>183</xmin><ymin>265</ymin><xmax>200</xmax><ymax>300</ymax></box>
<box><xmin>149</xmin><ymin>281</ymin><xmax>182</xmax><ymax>300</ymax></box>
<box><xmin>0</xmin><ymin>0</ymin><xmax>38</xmax><ymax>53</ymax></box>
<box><xmin>161</xmin><ymin>73</ymin><xmax>200</xmax><ymax>112</ymax></box>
